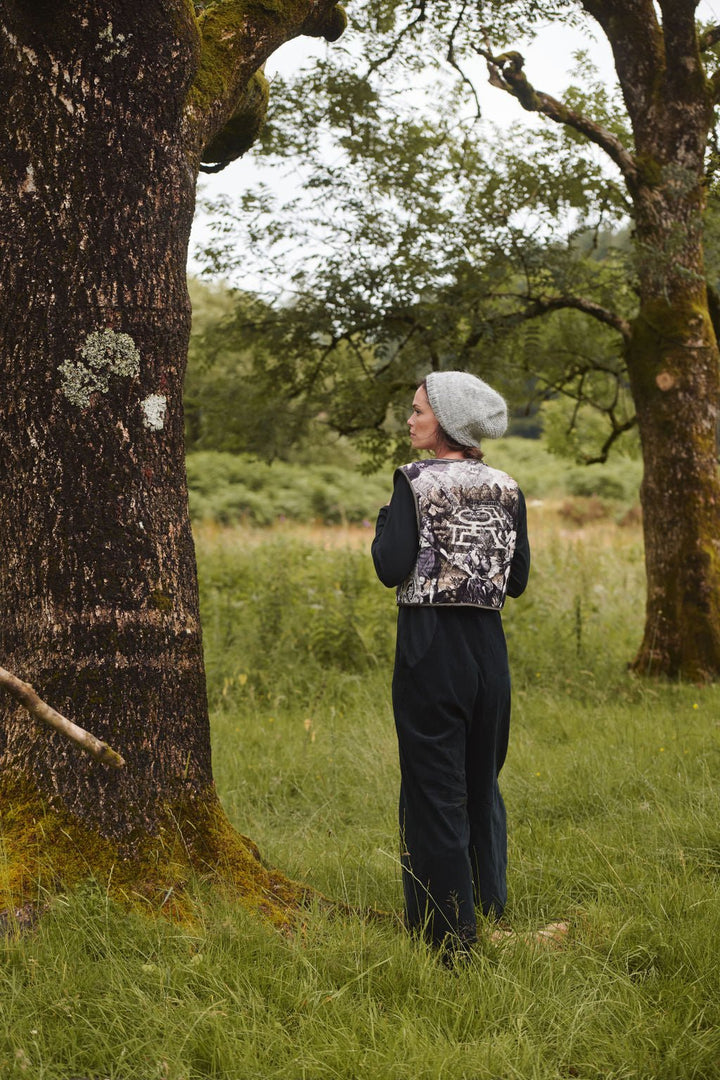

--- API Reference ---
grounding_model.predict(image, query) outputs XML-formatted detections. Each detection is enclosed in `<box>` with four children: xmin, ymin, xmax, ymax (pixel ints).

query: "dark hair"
<box><xmin>419</xmin><ymin>379</ymin><xmax>484</xmax><ymax>461</ymax></box>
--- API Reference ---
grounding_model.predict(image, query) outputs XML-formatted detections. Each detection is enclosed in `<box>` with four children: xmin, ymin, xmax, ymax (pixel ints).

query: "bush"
<box><xmin>197</xmin><ymin>533</ymin><xmax>395</xmax><ymax>705</ymax></box>
<box><xmin>187</xmin><ymin>440</ymin><xmax>644</xmax><ymax>530</ymax></box>
<box><xmin>558</xmin><ymin>496</ymin><xmax>611</xmax><ymax>525</ymax></box>
<box><xmin>566</xmin><ymin>460</ymin><xmax>641</xmax><ymax>501</ymax></box>
<box><xmin>187</xmin><ymin>451</ymin><xmax>390</xmax><ymax>526</ymax></box>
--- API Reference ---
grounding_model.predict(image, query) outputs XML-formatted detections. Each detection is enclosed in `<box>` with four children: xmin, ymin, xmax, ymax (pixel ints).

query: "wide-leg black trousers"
<box><xmin>392</xmin><ymin>605</ymin><xmax>511</xmax><ymax>948</ymax></box>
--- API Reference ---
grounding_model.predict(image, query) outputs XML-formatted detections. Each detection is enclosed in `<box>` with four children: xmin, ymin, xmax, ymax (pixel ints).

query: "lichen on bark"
<box><xmin>59</xmin><ymin>330</ymin><xmax>141</xmax><ymax>409</ymax></box>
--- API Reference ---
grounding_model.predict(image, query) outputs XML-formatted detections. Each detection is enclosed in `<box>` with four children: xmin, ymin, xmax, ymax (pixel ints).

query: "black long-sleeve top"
<box><xmin>371</xmin><ymin>467</ymin><xmax>531</xmax><ymax>598</ymax></box>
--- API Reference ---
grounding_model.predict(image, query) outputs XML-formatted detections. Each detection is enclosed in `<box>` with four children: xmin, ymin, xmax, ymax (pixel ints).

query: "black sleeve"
<box><xmin>507</xmin><ymin>488</ymin><xmax>531</xmax><ymax>598</ymax></box>
<box><xmin>371</xmin><ymin>471</ymin><xmax>419</xmax><ymax>587</ymax></box>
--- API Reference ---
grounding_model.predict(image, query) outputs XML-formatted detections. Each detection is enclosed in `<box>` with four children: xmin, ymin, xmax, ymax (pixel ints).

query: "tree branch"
<box><xmin>583</xmin><ymin>416</ymin><xmax>638</xmax><ymax>464</ymax></box>
<box><xmin>532</xmin><ymin>369</ymin><xmax>637</xmax><ymax>464</ymax></box>
<box><xmin>446</xmin><ymin>1</ymin><xmax>482</xmax><ymax>119</ymax></box>
<box><xmin>364</xmin><ymin>1</ymin><xmax>426</xmax><ymax>77</ymax></box>
<box><xmin>200</xmin><ymin>68</ymin><xmax>269</xmax><ymax>169</ymax></box>
<box><xmin>186</xmin><ymin>0</ymin><xmax>345</xmax><ymax>163</ymax></box>
<box><xmin>476</xmin><ymin>44</ymin><xmax>639</xmax><ymax>189</ymax></box>
<box><xmin>522</xmin><ymin>294</ymin><xmax>633</xmax><ymax>341</ymax></box>
<box><xmin>0</xmin><ymin>666</ymin><xmax>125</xmax><ymax>769</ymax></box>
<box><xmin>461</xmin><ymin>292</ymin><xmax>632</xmax><ymax>353</ymax></box>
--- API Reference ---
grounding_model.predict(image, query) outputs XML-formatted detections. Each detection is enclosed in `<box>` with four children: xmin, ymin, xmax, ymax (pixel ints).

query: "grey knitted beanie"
<box><xmin>425</xmin><ymin>370</ymin><xmax>508</xmax><ymax>445</ymax></box>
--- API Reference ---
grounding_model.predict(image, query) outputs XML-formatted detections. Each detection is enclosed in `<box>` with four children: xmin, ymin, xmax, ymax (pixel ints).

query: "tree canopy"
<box><xmin>196</xmin><ymin>0</ymin><xmax>720</xmax><ymax>680</ymax></box>
<box><xmin>196</xmin><ymin>12</ymin><xmax>636</xmax><ymax>463</ymax></box>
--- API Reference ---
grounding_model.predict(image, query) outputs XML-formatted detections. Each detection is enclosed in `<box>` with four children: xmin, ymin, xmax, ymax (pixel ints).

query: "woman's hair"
<box><xmin>419</xmin><ymin>379</ymin><xmax>484</xmax><ymax>460</ymax></box>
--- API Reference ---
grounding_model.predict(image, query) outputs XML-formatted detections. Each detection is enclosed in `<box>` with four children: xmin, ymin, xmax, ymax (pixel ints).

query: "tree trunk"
<box><xmin>0</xmin><ymin>0</ymin><xmax>210</xmax><ymax>842</ymax></box>
<box><xmin>0</xmin><ymin>0</ymin><xmax>340</xmax><ymax>914</ymax></box>
<box><xmin>627</xmin><ymin>183</ymin><xmax>720</xmax><ymax>679</ymax></box>
<box><xmin>583</xmin><ymin>0</ymin><xmax>720</xmax><ymax>679</ymax></box>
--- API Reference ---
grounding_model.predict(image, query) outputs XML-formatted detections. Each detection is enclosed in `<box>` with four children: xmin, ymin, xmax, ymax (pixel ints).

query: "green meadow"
<box><xmin>1</xmin><ymin>444</ymin><xmax>719</xmax><ymax>1079</ymax></box>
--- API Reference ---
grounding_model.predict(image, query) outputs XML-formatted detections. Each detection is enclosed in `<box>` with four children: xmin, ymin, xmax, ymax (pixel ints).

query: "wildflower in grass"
<box><xmin>693</xmin><ymin>702</ymin><xmax>699</xmax><ymax>709</ymax></box>
<box><xmin>303</xmin><ymin>718</ymin><xmax>317</xmax><ymax>743</ymax></box>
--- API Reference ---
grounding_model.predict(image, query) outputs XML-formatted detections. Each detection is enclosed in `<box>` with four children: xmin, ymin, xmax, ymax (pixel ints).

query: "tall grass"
<box><xmin>1</xmin><ymin>505</ymin><xmax>719</xmax><ymax>1079</ymax></box>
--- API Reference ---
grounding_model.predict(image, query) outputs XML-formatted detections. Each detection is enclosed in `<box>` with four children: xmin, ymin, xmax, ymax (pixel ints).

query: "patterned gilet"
<box><xmin>396</xmin><ymin>458</ymin><xmax>520</xmax><ymax>609</ymax></box>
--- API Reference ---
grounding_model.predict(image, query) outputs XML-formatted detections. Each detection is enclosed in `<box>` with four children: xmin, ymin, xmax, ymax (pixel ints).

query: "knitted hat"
<box><xmin>425</xmin><ymin>370</ymin><xmax>508</xmax><ymax>445</ymax></box>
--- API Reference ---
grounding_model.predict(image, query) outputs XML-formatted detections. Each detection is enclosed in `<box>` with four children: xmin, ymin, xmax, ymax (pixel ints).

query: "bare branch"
<box><xmin>531</xmin><ymin>369</ymin><xmax>638</xmax><ymax>464</ymax></box>
<box><xmin>583</xmin><ymin>416</ymin><xmax>638</xmax><ymax>464</ymax></box>
<box><xmin>364</xmin><ymin>2</ymin><xmax>427</xmax><ymax>77</ymax></box>
<box><xmin>476</xmin><ymin>45</ymin><xmax>639</xmax><ymax>190</ymax></box>
<box><xmin>522</xmin><ymin>294</ymin><xmax>633</xmax><ymax>341</ymax></box>
<box><xmin>0</xmin><ymin>666</ymin><xmax>125</xmax><ymax>769</ymax></box>
<box><xmin>447</xmin><ymin>2</ymin><xmax>482</xmax><ymax>119</ymax></box>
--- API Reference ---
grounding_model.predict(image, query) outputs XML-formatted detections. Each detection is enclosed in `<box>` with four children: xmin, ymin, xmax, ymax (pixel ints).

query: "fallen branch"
<box><xmin>0</xmin><ymin>666</ymin><xmax>125</xmax><ymax>769</ymax></box>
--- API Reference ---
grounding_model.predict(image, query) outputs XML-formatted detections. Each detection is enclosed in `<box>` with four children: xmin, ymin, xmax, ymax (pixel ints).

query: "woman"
<box><xmin>372</xmin><ymin>371</ymin><xmax>530</xmax><ymax>956</ymax></box>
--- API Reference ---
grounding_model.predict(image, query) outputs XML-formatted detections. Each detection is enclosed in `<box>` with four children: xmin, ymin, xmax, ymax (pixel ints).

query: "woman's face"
<box><xmin>408</xmin><ymin>386</ymin><xmax>442</xmax><ymax>453</ymax></box>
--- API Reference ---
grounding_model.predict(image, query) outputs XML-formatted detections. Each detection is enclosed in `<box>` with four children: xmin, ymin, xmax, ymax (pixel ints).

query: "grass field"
<box><xmin>1</xmin><ymin>500</ymin><xmax>719</xmax><ymax>1079</ymax></box>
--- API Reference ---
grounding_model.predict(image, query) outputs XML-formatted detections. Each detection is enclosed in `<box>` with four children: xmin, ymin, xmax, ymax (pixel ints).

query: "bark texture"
<box><xmin>0</xmin><ymin>0</ymin><xmax>343</xmax><ymax>885</ymax></box>
<box><xmin>594</xmin><ymin>0</ymin><xmax>720</xmax><ymax>678</ymax></box>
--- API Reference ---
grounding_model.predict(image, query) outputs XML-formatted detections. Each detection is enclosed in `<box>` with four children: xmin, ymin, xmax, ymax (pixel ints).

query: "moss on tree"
<box><xmin>200</xmin><ymin>69</ymin><xmax>270</xmax><ymax>165</ymax></box>
<box><xmin>0</xmin><ymin>773</ymin><xmax>311</xmax><ymax>931</ymax></box>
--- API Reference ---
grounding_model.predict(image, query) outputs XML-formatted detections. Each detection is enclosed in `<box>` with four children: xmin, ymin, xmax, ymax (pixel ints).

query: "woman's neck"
<box><xmin>434</xmin><ymin>448</ymin><xmax>464</xmax><ymax>460</ymax></box>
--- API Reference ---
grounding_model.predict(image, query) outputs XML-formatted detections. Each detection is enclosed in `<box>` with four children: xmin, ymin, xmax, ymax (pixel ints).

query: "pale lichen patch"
<box><xmin>141</xmin><ymin>394</ymin><xmax>168</xmax><ymax>431</ymax></box>
<box><xmin>20</xmin><ymin>165</ymin><xmax>36</xmax><ymax>195</ymax></box>
<box><xmin>60</xmin><ymin>330</ymin><xmax>141</xmax><ymax>408</ymax></box>
<box><xmin>96</xmin><ymin>22</ymin><xmax>132</xmax><ymax>62</ymax></box>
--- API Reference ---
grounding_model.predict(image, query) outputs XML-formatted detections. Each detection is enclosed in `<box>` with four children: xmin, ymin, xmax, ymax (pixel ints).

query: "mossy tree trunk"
<box><xmin>487</xmin><ymin>0</ymin><xmax>720</xmax><ymax>678</ymax></box>
<box><xmin>596</xmin><ymin>0</ymin><xmax>720</xmax><ymax>678</ymax></box>
<box><xmin>627</xmin><ymin>180</ymin><xmax>720</xmax><ymax>679</ymax></box>
<box><xmin>0</xmin><ymin>0</ymin><xmax>343</xmax><ymax>909</ymax></box>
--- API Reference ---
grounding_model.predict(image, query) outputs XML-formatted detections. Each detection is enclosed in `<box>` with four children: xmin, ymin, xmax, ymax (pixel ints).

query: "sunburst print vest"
<box><xmin>396</xmin><ymin>458</ymin><xmax>520</xmax><ymax>609</ymax></box>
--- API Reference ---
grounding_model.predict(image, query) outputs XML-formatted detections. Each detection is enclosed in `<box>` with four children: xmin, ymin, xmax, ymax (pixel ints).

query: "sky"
<box><xmin>189</xmin><ymin>2</ymin><xmax>720</xmax><ymax>277</ymax></box>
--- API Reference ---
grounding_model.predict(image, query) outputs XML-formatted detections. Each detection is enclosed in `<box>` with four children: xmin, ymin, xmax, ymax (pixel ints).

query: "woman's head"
<box><xmin>423</xmin><ymin>371</ymin><xmax>507</xmax><ymax>454</ymax></box>
<box><xmin>407</xmin><ymin>381</ymin><xmax>476</xmax><ymax>459</ymax></box>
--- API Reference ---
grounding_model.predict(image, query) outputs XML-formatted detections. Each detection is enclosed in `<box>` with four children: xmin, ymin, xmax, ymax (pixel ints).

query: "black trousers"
<box><xmin>392</xmin><ymin>605</ymin><xmax>511</xmax><ymax>948</ymax></box>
